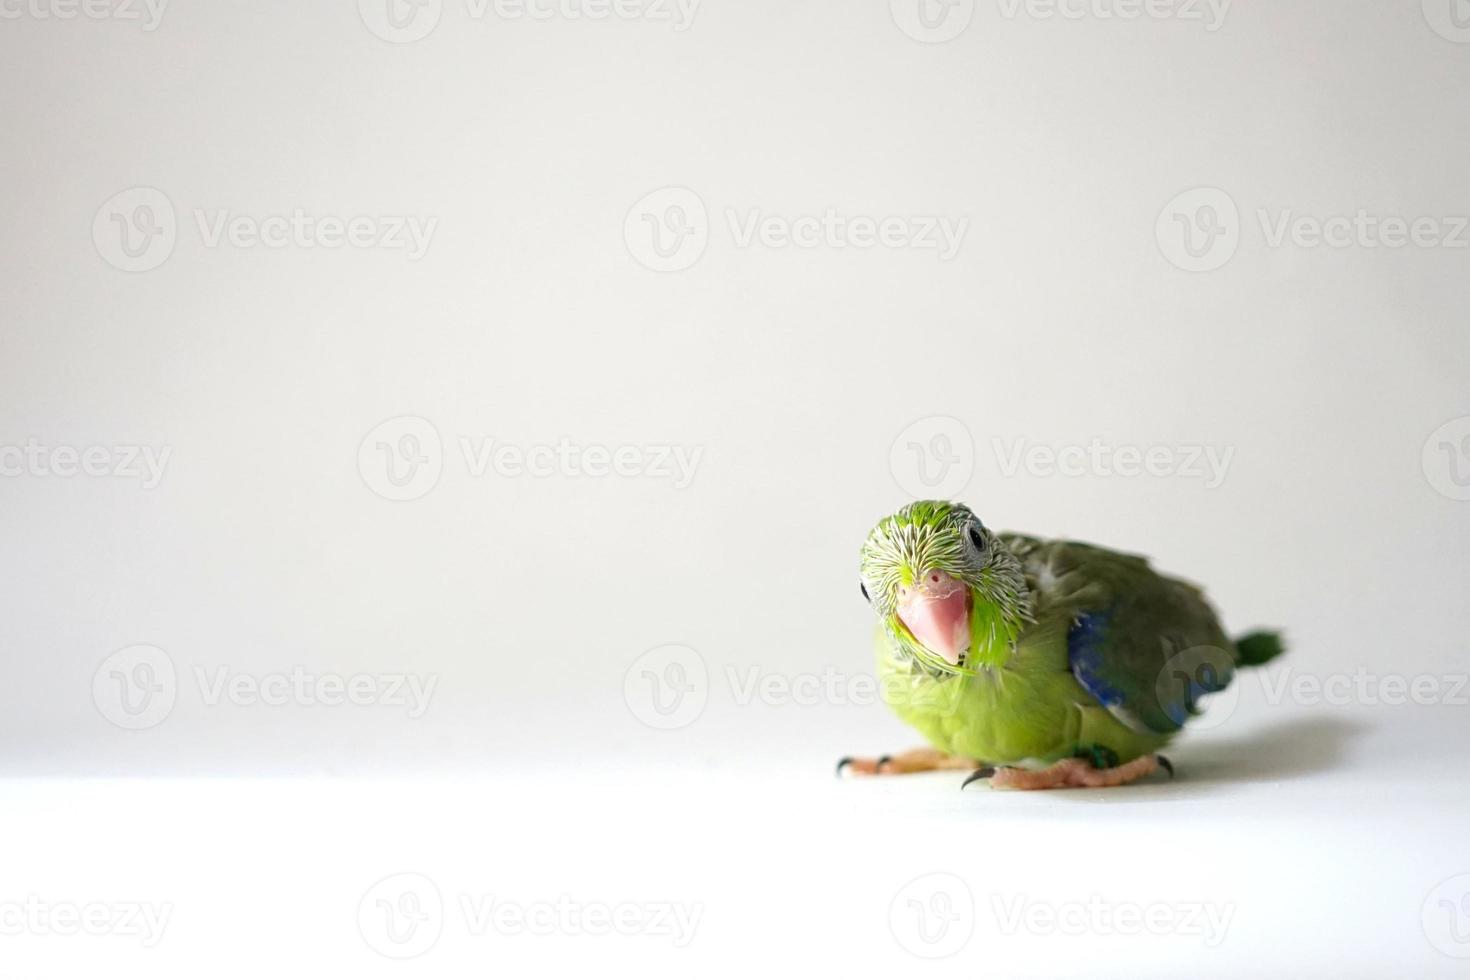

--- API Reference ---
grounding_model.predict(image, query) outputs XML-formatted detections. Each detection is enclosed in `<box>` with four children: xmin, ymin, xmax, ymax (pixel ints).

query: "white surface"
<box><xmin>3</xmin><ymin>702</ymin><xmax>1469</xmax><ymax>978</ymax></box>
<box><xmin>2</xmin><ymin>0</ymin><xmax>1469</xmax><ymax>975</ymax></box>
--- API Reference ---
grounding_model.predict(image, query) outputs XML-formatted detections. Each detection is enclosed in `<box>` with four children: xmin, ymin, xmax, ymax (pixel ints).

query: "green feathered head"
<box><xmin>859</xmin><ymin>500</ymin><xmax>1031</xmax><ymax>675</ymax></box>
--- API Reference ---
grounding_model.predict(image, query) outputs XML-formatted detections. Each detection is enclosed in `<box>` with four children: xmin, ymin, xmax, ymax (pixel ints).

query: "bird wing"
<box><xmin>1002</xmin><ymin>534</ymin><xmax>1236</xmax><ymax>735</ymax></box>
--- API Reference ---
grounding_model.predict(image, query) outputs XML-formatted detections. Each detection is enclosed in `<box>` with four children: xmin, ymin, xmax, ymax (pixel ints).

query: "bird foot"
<box><xmin>962</xmin><ymin>754</ymin><xmax>1174</xmax><ymax>791</ymax></box>
<box><xmin>837</xmin><ymin>747</ymin><xmax>980</xmax><ymax>776</ymax></box>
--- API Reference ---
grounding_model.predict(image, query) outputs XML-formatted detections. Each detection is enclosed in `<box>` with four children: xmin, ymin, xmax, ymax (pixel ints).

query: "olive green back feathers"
<box><xmin>1008</xmin><ymin>533</ymin><xmax>1285</xmax><ymax>735</ymax></box>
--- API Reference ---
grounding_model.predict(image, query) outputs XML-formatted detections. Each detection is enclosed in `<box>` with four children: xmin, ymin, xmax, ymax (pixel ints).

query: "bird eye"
<box><xmin>860</xmin><ymin>582</ymin><xmax>870</xmax><ymax>603</ymax></box>
<box><xmin>966</xmin><ymin>524</ymin><xmax>986</xmax><ymax>551</ymax></box>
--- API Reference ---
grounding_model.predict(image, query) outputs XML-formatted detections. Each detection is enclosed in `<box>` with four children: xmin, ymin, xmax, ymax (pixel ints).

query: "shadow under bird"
<box><xmin>840</xmin><ymin>500</ymin><xmax>1284</xmax><ymax>790</ymax></box>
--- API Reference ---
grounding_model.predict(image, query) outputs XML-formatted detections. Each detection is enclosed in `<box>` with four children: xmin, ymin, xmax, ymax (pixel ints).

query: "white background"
<box><xmin>1</xmin><ymin>0</ymin><xmax>1468</xmax><ymax>976</ymax></box>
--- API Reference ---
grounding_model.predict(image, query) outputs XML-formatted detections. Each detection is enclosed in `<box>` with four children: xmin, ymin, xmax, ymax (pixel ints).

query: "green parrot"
<box><xmin>840</xmin><ymin>500</ymin><xmax>1284</xmax><ymax>789</ymax></box>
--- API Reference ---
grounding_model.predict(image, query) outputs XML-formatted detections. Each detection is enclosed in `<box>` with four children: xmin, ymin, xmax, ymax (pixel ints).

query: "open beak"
<box><xmin>896</xmin><ymin>569</ymin><xmax>972</xmax><ymax>666</ymax></box>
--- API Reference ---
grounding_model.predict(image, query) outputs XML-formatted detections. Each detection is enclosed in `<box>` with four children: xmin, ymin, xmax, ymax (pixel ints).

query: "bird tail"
<box><xmin>1233</xmin><ymin>630</ymin><xmax>1286</xmax><ymax>668</ymax></box>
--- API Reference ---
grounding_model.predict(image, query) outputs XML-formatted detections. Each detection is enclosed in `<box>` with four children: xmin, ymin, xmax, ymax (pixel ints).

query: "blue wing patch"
<box><xmin>1067</xmin><ymin>609</ymin><xmax>1126</xmax><ymax>710</ymax></box>
<box><xmin>1068</xmin><ymin>606</ymin><xmax>1233</xmax><ymax>734</ymax></box>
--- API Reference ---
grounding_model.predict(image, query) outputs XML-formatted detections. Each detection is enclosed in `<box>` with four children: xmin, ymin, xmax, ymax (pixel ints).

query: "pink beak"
<box><xmin>896</xmin><ymin>569</ymin><xmax>972</xmax><ymax>665</ymax></box>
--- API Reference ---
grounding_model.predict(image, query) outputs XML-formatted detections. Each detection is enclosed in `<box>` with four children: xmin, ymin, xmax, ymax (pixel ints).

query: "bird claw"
<box><xmin>960</xmin><ymin>766</ymin><xmax>997</xmax><ymax>790</ymax></box>
<box><xmin>835</xmin><ymin>755</ymin><xmax>891</xmax><ymax>777</ymax></box>
<box><xmin>1156</xmin><ymin>754</ymin><xmax>1175</xmax><ymax>778</ymax></box>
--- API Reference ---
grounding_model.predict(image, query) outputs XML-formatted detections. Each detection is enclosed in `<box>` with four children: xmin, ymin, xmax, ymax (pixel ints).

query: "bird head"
<box><xmin>859</xmin><ymin>500</ymin><xmax>1031</xmax><ymax>675</ymax></box>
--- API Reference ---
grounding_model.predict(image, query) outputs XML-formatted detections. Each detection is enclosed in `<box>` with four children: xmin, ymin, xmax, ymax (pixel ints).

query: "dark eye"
<box><xmin>966</xmin><ymin>524</ymin><xmax>986</xmax><ymax>551</ymax></box>
<box><xmin>860</xmin><ymin>582</ymin><xmax>870</xmax><ymax>603</ymax></box>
